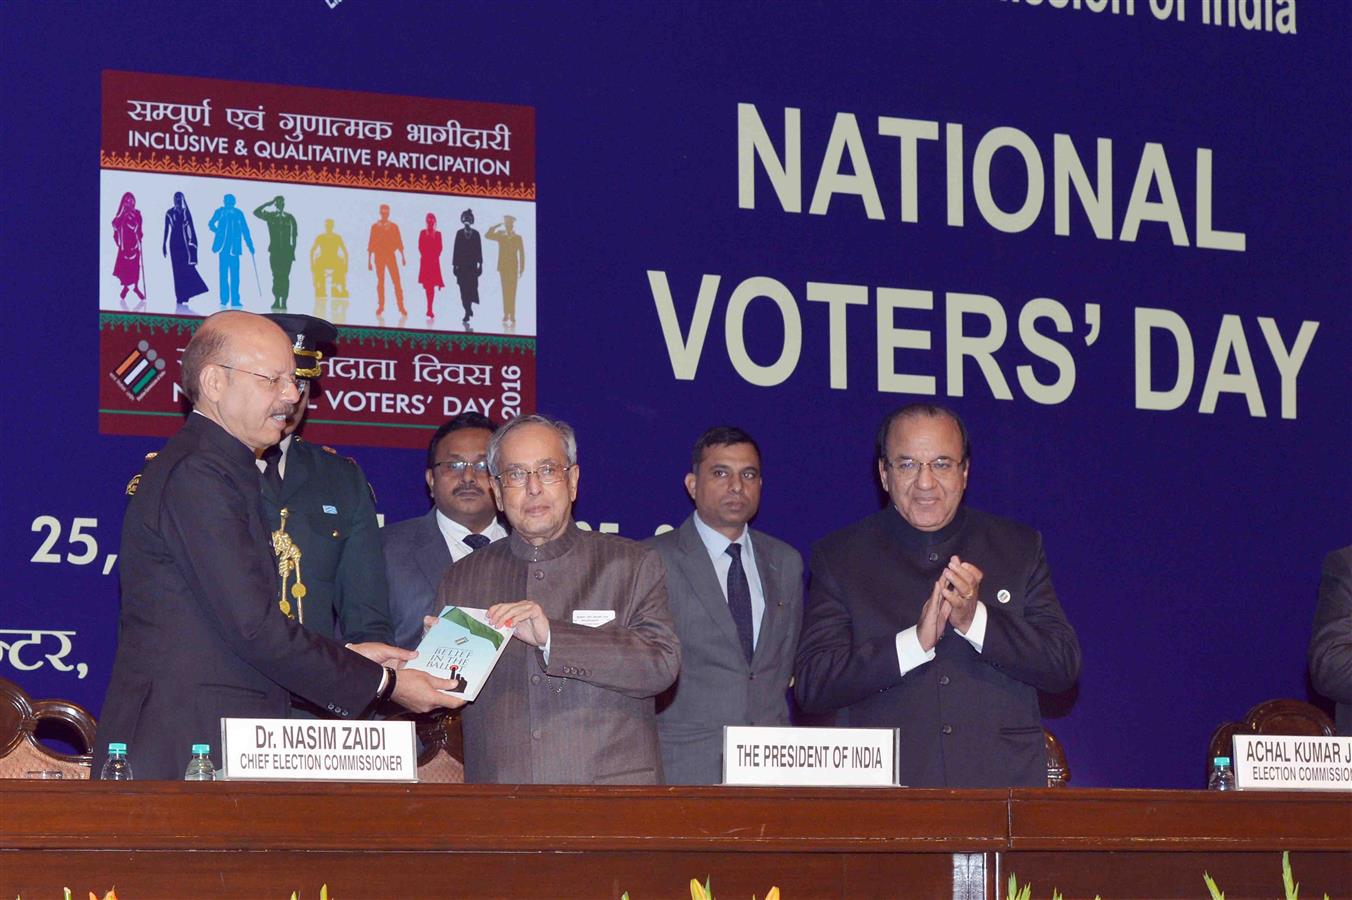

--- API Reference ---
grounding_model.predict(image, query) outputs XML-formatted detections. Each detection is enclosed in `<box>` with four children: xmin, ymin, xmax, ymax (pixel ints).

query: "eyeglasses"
<box><xmin>708</xmin><ymin>468</ymin><xmax>761</xmax><ymax>483</ymax></box>
<box><xmin>433</xmin><ymin>460</ymin><xmax>490</xmax><ymax>476</ymax></box>
<box><xmin>885</xmin><ymin>457</ymin><xmax>965</xmax><ymax>479</ymax></box>
<box><xmin>218</xmin><ymin>364</ymin><xmax>300</xmax><ymax>394</ymax></box>
<box><xmin>495</xmin><ymin>463</ymin><xmax>574</xmax><ymax>488</ymax></box>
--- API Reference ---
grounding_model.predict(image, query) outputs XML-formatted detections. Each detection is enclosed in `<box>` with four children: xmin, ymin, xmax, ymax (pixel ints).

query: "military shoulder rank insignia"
<box><xmin>322</xmin><ymin>444</ymin><xmax>360</xmax><ymax>464</ymax></box>
<box><xmin>125</xmin><ymin>451</ymin><xmax>160</xmax><ymax>496</ymax></box>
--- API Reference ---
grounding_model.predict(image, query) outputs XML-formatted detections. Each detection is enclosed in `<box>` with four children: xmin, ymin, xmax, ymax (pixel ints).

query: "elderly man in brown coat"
<box><xmin>433</xmin><ymin>414</ymin><xmax>680</xmax><ymax>784</ymax></box>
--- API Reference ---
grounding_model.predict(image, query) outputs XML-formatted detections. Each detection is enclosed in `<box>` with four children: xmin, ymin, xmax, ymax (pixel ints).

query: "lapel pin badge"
<box><xmin>997</xmin><ymin>589</ymin><xmax>1011</xmax><ymax>604</ymax></box>
<box><xmin>322</xmin><ymin>505</ymin><xmax>337</xmax><ymax>514</ymax></box>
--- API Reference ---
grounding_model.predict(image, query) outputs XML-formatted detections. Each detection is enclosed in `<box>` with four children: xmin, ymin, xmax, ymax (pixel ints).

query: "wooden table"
<box><xmin>1</xmin><ymin>783</ymin><xmax>1348</xmax><ymax>898</ymax></box>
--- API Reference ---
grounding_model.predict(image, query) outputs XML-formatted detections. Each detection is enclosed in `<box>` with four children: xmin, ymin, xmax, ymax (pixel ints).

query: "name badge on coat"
<box><xmin>572</xmin><ymin>610</ymin><xmax>616</xmax><ymax>627</ymax></box>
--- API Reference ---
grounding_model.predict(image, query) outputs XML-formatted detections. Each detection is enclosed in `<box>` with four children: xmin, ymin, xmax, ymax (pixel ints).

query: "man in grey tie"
<box><xmin>646</xmin><ymin>426</ymin><xmax>804</xmax><ymax>784</ymax></box>
<box><xmin>382</xmin><ymin>412</ymin><xmax>507</xmax><ymax>649</ymax></box>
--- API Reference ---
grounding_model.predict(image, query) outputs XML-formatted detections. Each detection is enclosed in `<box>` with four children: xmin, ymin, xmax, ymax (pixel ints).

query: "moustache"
<box><xmin>453</xmin><ymin>485</ymin><xmax>485</xmax><ymax>496</ymax></box>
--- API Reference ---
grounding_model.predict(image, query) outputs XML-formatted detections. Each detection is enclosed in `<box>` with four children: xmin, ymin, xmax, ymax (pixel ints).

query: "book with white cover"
<box><xmin>405</xmin><ymin>606</ymin><xmax>514</xmax><ymax>702</ymax></box>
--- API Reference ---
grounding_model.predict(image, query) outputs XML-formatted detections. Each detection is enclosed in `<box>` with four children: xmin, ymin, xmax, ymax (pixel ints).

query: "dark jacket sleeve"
<box><xmin>161</xmin><ymin>453</ymin><xmax>382</xmax><ymax>716</ymax></box>
<box><xmin>1310</xmin><ymin>548</ymin><xmax>1352</xmax><ymax>705</ymax></box>
<box><xmin>979</xmin><ymin>533</ymin><xmax>1081</xmax><ymax>694</ymax></box>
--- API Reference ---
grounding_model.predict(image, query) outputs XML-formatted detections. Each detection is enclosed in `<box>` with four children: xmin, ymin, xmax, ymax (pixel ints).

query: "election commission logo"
<box><xmin>110</xmin><ymin>339</ymin><xmax>167</xmax><ymax>401</ymax></box>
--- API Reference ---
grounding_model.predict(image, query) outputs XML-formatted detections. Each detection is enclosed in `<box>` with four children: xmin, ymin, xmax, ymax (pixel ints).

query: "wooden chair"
<box><xmin>1207</xmin><ymin>698</ymin><xmax>1335</xmax><ymax>763</ymax></box>
<box><xmin>1044</xmin><ymin>727</ymin><xmax>1071</xmax><ymax>786</ymax></box>
<box><xmin>387</xmin><ymin>709</ymin><xmax>465</xmax><ymax>783</ymax></box>
<box><xmin>0</xmin><ymin>675</ymin><xmax>96</xmax><ymax>779</ymax></box>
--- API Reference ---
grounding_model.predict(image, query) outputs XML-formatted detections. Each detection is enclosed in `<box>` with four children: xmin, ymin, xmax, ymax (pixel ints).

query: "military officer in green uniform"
<box><xmin>260</xmin><ymin>314</ymin><xmax>394</xmax><ymax>716</ymax></box>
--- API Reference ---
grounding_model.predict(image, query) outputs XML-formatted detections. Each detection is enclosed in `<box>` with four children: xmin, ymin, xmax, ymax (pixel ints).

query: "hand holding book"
<box><xmin>406</xmin><ymin>606</ymin><xmax>515</xmax><ymax>702</ymax></box>
<box><xmin>486</xmin><ymin>600</ymin><xmax>551</xmax><ymax>647</ymax></box>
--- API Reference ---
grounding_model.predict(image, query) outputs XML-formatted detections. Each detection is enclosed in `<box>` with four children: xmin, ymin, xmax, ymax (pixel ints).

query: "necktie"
<box><xmin>463</xmin><ymin>534</ymin><xmax>491</xmax><ymax>551</ymax></box>
<box><xmin>725</xmin><ymin>542</ymin><xmax>754</xmax><ymax>664</ymax></box>
<box><xmin>261</xmin><ymin>445</ymin><xmax>283</xmax><ymax>496</ymax></box>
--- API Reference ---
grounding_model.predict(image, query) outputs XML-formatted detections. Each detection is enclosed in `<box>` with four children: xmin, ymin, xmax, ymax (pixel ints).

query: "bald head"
<box><xmin>182</xmin><ymin>312</ymin><xmax>282</xmax><ymax>401</ymax></box>
<box><xmin>184</xmin><ymin>311</ymin><xmax>301</xmax><ymax>451</ymax></box>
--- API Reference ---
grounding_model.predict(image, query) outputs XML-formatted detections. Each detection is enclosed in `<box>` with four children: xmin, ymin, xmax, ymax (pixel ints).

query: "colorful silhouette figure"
<box><xmin>367</xmin><ymin>204</ymin><xmax>406</xmax><ymax>316</ymax></box>
<box><xmin>112</xmin><ymin>192</ymin><xmax>145</xmax><ymax>301</ymax></box>
<box><xmin>207</xmin><ymin>193</ymin><xmax>255</xmax><ymax>307</ymax></box>
<box><xmin>253</xmin><ymin>196</ymin><xmax>299</xmax><ymax>310</ymax></box>
<box><xmin>486</xmin><ymin>215</ymin><xmax>526</xmax><ymax>326</ymax></box>
<box><xmin>417</xmin><ymin>213</ymin><xmax>444</xmax><ymax>319</ymax></box>
<box><xmin>162</xmin><ymin>192</ymin><xmax>209</xmax><ymax>305</ymax></box>
<box><xmin>451</xmin><ymin>208</ymin><xmax>482</xmax><ymax>325</ymax></box>
<box><xmin>310</xmin><ymin>218</ymin><xmax>349</xmax><ymax>300</ymax></box>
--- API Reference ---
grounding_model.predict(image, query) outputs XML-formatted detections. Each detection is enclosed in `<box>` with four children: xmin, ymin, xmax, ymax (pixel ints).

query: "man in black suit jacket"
<box><xmin>795</xmin><ymin>403</ymin><xmax>1080</xmax><ymax>787</ymax></box>
<box><xmin>383</xmin><ymin>412</ymin><xmax>506</xmax><ymax>649</ymax></box>
<box><xmin>1309</xmin><ymin>546</ymin><xmax>1352</xmax><ymax>735</ymax></box>
<box><xmin>647</xmin><ymin>427</ymin><xmax>803</xmax><ymax>784</ymax></box>
<box><xmin>95</xmin><ymin>311</ymin><xmax>462</xmax><ymax>779</ymax></box>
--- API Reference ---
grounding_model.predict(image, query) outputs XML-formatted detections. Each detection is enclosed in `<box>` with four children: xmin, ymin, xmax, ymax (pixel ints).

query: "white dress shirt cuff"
<box><xmin>895</xmin><ymin>625</ymin><xmax>936</xmax><ymax>677</ymax></box>
<box><xmin>540</xmin><ymin>633</ymin><xmax>551</xmax><ymax>665</ymax></box>
<box><xmin>954</xmin><ymin>601</ymin><xmax>988</xmax><ymax>653</ymax></box>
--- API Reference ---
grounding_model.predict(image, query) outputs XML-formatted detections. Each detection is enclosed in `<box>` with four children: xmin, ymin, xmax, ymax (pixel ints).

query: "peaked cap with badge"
<box><xmin>266</xmin><ymin>312</ymin><xmax>336</xmax><ymax>384</ymax></box>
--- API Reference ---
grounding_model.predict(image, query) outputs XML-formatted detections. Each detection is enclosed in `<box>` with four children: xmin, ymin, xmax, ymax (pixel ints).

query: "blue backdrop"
<box><xmin>2</xmin><ymin>0</ymin><xmax>1348</xmax><ymax>788</ymax></box>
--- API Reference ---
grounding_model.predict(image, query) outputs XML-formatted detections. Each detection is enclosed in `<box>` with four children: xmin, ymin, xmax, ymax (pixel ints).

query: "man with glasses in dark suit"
<box><xmin>95</xmin><ymin>311</ymin><xmax>462</xmax><ymax>779</ymax></box>
<box><xmin>795</xmin><ymin>403</ymin><xmax>1080</xmax><ymax>788</ymax></box>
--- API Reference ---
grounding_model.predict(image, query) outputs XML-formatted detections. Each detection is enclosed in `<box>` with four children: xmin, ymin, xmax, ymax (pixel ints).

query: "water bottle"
<box><xmin>1208</xmin><ymin>755</ymin><xmax>1236</xmax><ymax>791</ymax></box>
<box><xmin>100</xmin><ymin>742</ymin><xmax>133</xmax><ymax>781</ymax></box>
<box><xmin>184</xmin><ymin>744</ymin><xmax>216</xmax><ymax>781</ymax></box>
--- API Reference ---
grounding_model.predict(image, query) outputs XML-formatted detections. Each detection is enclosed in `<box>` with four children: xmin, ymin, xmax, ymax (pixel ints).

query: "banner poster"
<box><xmin>97</xmin><ymin>71</ymin><xmax>536</xmax><ymax>448</ymax></box>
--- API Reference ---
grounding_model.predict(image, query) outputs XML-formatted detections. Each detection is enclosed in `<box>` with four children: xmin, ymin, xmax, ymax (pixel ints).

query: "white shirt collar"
<box><xmin>435</xmin><ymin>509</ymin><xmax>507</xmax><ymax>553</ymax></box>
<box><xmin>692</xmin><ymin>511</ymin><xmax>750</xmax><ymax>561</ymax></box>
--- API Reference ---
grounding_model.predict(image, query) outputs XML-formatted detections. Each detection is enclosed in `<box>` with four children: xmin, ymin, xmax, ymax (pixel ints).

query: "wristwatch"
<box><xmin>375</xmin><ymin>665</ymin><xmax>398</xmax><ymax>704</ymax></box>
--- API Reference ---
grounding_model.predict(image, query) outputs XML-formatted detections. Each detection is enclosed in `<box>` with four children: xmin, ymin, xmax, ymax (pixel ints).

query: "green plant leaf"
<box><xmin>1203</xmin><ymin>871</ymin><xmax>1225</xmax><ymax>900</ymax></box>
<box><xmin>1283</xmin><ymin>851</ymin><xmax>1299</xmax><ymax>900</ymax></box>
